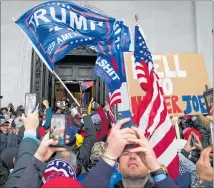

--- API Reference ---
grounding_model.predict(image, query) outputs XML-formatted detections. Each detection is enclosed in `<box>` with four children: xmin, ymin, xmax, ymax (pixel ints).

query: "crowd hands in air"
<box><xmin>0</xmin><ymin>98</ymin><xmax>213</xmax><ymax>188</ymax></box>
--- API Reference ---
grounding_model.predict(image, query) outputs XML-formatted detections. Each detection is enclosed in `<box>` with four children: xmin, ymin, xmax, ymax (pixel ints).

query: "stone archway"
<box><xmin>30</xmin><ymin>46</ymin><xmax>108</xmax><ymax>107</ymax></box>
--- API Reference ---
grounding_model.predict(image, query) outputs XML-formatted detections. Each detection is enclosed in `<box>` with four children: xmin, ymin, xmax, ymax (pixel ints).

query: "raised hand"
<box><xmin>196</xmin><ymin>146</ymin><xmax>213</xmax><ymax>181</ymax></box>
<box><xmin>106</xmin><ymin>118</ymin><xmax>137</xmax><ymax>160</ymax></box>
<box><xmin>184</xmin><ymin>134</ymin><xmax>203</xmax><ymax>153</ymax></box>
<box><xmin>21</xmin><ymin>110</ymin><xmax>39</xmax><ymax>131</ymax></box>
<box><xmin>34</xmin><ymin>132</ymin><xmax>70</xmax><ymax>162</ymax></box>
<box><xmin>127</xmin><ymin>126</ymin><xmax>160</xmax><ymax>172</ymax></box>
<box><xmin>43</xmin><ymin>100</ymin><xmax>49</xmax><ymax>108</ymax></box>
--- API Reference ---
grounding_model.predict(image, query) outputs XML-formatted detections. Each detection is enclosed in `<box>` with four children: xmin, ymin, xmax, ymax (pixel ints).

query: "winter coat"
<box><xmin>7</xmin><ymin>115</ymin><xmax>96</xmax><ymax>188</ymax></box>
<box><xmin>4</xmin><ymin>137</ymin><xmax>39</xmax><ymax>188</ymax></box>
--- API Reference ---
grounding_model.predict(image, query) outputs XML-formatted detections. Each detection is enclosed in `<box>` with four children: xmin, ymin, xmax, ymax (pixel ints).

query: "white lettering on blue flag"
<box><xmin>96</xmin><ymin>57</ymin><xmax>120</xmax><ymax>81</ymax></box>
<box><xmin>28</xmin><ymin>6</ymin><xmax>104</xmax><ymax>32</ymax></box>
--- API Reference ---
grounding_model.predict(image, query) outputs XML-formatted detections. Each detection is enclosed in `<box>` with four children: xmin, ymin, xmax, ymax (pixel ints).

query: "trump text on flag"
<box><xmin>125</xmin><ymin>53</ymin><xmax>210</xmax><ymax>116</ymax></box>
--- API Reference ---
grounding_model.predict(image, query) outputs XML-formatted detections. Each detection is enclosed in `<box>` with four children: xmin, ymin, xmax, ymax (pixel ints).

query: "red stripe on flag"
<box><xmin>110</xmin><ymin>57</ymin><xmax>119</xmax><ymax>72</ymax></box>
<box><xmin>166</xmin><ymin>154</ymin><xmax>179</xmax><ymax>180</ymax></box>
<box><xmin>152</xmin><ymin>126</ymin><xmax>176</xmax><ymax>158</ymax></box>
<box><xmin>134</xmin><ymin>24</ymin><xmax>179</xmax><ymax>179</ymax></box>
<box><xmin>133</xmin><ymin>66</ymin><xmax>154</xmax><ymax>126</ymax></box>
<box><xmin>110</xmin><ymin>92</ymin><xmax>121</xmax><ymax>107</ymax></box>
<box><xmin>147</xmin><ymin>88</ymin><xmax>161</xmax><ymax>133</ymax></box>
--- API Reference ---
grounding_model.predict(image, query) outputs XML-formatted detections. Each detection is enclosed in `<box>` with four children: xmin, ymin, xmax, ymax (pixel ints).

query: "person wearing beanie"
<box><xmin>42</xmin><ymin>159</ymin><xmax>76</xmax><ymax>184</ymax></box>
<box><xmin>4</xmin><ymin>111</ymin><xmax>40</xmax><ymax>188</ymax></box>
<box><xmin>0</xmin><ymin>147</ymin><xmax>18</xmax><ymax>170</ymax></box>
<box><xmin>7</xmin><ymin>111</ymin><xmax>96</xmax><ymax>188</ymax></box>
<box><xmin>41</xmin><ymin>177</ymin><xmax>82</xmax><ymax>188</ymax></box>
<box><xmin>0</xmin><ymin>146</ymin><xmax>18</xmax><ymax>186</ymax></box>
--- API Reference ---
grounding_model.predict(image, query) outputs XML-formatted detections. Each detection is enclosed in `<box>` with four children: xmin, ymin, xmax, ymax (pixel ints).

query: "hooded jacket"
<box><xmin>95</xmin><ymin>107</ymin><xmax>109</xmax><ymax>141</ymax></box>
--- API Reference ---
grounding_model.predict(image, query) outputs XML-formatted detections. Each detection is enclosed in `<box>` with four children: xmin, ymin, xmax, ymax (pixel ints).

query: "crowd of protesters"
<box><xmin>0</xmin><ymin>95</ymin><xmax>213</xmax><ymax>188</ymax></box>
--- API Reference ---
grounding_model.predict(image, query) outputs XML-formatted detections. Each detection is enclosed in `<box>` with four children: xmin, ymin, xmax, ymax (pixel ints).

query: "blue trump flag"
<box><xmin>15</xmin><ymin>1</ymin><xmax>117</xmax><ymax>71</ymax></box>
<box><xmin>93</xmin><ymin>22</ymin><xmax>131</xmax><ymax>84</ymax></box>
<box><xmin>94</xmin><ymin>55</ymin><xmax>121</xmax><ymax>94</ymax></box>
<box><xmin>15</xmin><ymin>1</ymin><xmax>132</xmax><ymax>119</ymax></box>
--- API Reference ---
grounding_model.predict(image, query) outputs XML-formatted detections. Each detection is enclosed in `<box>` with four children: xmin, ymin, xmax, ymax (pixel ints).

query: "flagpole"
<box><xmin>79</xmin><ymin>81</ymin><xmax>83</xmax><ymax>106</ymax></box>
<box><xmin>135</xmin><ymin>14</ymin><xmax>140</xmax><ymax>26</ymax></box>
<box><xmin>12</xmin><ymin>17</ymin><xmax>80</xmax><ymax>107</ymax></box>
<box><xmin>135</xmin><ymin>14</ymin><xmax>148</xmax><ymax>43</ymax></box>
<box><xmin>53</xmin><ymin>72</ymin><xmax>80</xmax><ymax>106</ymax></box>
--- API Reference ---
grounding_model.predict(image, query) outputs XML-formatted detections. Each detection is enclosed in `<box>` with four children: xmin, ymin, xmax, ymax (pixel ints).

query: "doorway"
<box><xmin>30</xmin><ymin>46</ymin><xmax>108</xmax><ymax>108</ymax></box>
<box><xmin>55</xmin><ymin>82</ymin><xmax>94</xmax><ymax>105</ymax></box>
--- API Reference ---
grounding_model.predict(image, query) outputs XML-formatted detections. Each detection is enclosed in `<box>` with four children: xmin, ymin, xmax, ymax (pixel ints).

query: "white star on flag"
<box><xmin>49</xmin><ymin>28</ymin><xmax>53</xmax><ymax>32</ymax></box>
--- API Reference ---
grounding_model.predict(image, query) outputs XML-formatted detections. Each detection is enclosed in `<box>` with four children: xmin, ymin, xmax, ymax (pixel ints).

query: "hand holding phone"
<box><xmin>50</xmin><ymin>114</ymin><xmax>66</xmax><ymax>147</ymax></box>
<box><xmin>25</xmin><ymin>93</ymin><xmax>37</xmax><ymax>116</ymax></box>
<box><xmin>190</xmin><ymin>133</ymin><xmax>203</xmax><ymax>152</ymax></box>
<box><xmin>115</xmin><ymin>110</ymin><xmax>134</xmax><ymax>128</ymax></box>
<box><xmin>184</xmin><ymin>133</ymin><xmax>200</xmax><ymax>153</ymax></box>
<box><xmin>34</xmin><ymin>132</ymin><xmax>67</xmax><ymax>162</ymax></box>
<box><xmin>190</xmin><ymin>133</ymin><xmax>196</xmax><ymax>147</ymax></box>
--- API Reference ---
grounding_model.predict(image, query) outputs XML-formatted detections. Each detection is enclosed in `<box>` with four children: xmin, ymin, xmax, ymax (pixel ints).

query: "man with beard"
<box><xmin>115</xmin><ymin>146</ymin><xmax>156</xmax><ymax>188</ymax></box>
<box><xmin>81</xmin><ymin>119</ymin><xmax>178</xmax><ymax>188</ymax></box>
<box><xmin>113</xmin><ymin>127</ymin><xmax>175</xmax><ymax>188</ymax></box>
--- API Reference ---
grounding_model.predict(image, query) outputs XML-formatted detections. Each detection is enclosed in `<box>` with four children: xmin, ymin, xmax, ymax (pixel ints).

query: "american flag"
<box><xmin>133</xmin><ymin>25</ymin><xmax>179</xmax><ymax>179</ymax></box>
<box><xmin>107</xmin><ymin>89</ymin><xmax>122</xmax><ymax>123</ymax></box>
<box><xmin>80</xmin><ymin>81</ymin><xmax>94</xmax><ymax>91</ymax></box>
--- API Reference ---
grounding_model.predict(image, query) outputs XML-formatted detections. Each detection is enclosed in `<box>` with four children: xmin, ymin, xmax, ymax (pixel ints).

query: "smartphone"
<box><xmin>25</xmin><ymin>93</ymin><xmax>37</xmax><ymax>116</ymax></box>
<box><xmin>190</xmin><ymin>132</ymin><xmax>200</xmax><ymax>148</ymax></box>
<box><xmin>115</xmin><ymin>110</ymin><xmax>133</xmax><ymax>128</ymax></box>
<box><xmin>49</xmin><ymin>114</ymin><xmax>66</xmax><ymax>147</ymax></box>
<box><xmin>190</xmin><ymin>133</ymin><xmax>196</xmax><ymax>147</ymax></box>
<box><xmin>203</xmin><ymin>88</ymin><xmax>213</xmax><ymax>115</ymax></box>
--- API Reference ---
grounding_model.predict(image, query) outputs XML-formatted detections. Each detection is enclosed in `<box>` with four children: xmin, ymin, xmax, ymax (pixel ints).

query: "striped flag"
<box><xmin>80</xmin><ymin>81</ymin><xmax>94</xmax><ymax>91</ymax></box>
<box><xmin>133</xmin><ymin>24</ymin><xmax>179</xmax><ymax>179</ymax></box>
<box><xmin>107</xmin><ymin>89</ymin><xmax>122</xmax><ymax>123</ymax></box>
<box><xmin>107</xmin><ymin>98</ymin><xmax>115</xmax><ymax>124</ymax></box>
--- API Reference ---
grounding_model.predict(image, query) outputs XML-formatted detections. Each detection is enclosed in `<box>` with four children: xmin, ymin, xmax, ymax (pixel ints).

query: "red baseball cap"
<box><xmin>183</xmin><ymin>128</ymin><xmax>202</xmax><ymax>141</ymax></box>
